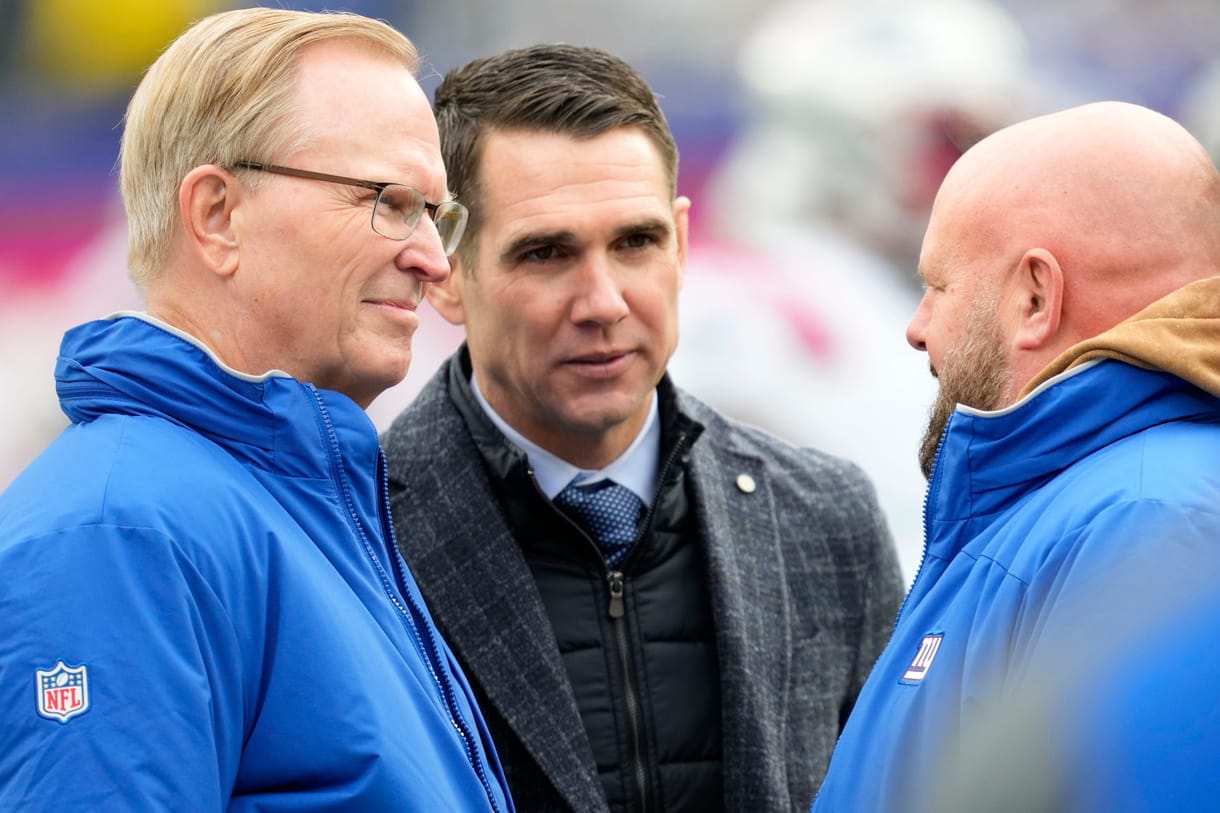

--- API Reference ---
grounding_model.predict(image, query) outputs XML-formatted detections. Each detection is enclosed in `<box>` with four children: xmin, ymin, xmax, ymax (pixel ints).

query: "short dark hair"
<box><xmin>434</xmin><ymin>43</ymin><xmax>680</xmax><ymax>265</ymax></box>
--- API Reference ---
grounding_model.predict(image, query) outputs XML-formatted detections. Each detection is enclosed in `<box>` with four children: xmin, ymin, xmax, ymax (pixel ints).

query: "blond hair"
<box><xmin>120</xmin><ymin>7</ymin><xmax>418</xmax><ymax>285</ymax></box>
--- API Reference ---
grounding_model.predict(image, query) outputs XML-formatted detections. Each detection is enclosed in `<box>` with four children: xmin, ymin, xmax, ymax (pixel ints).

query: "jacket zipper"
<box><xmin>608</xmin><ymin>570</ymin><xmax>625</xmax><ymax>619</ymax></box>
<box><xmin>893</xmin><ymin>420</ymin><xmax>949</xmax><ymax>630</ymax></box>
<box><xmin>312</xmin><ymin>387</ymin><xmax>502</xmax><ymax>813</ymax></box>
<box><xmin>607</xmin><ymin>569</ymin><xmax>648</xmax><ymax>813</ymax></box>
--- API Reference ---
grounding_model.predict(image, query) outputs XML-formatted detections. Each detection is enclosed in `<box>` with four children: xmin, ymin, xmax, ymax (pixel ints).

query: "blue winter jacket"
<box><xmin>812</xmin><ymin>352</ymin><xmax>1220</xmax><ymax>812</ymax></box>
<box><xmin>0</xmin><ymin>314</ymin><xmax>514</xmax><ymax>812</ymax></box>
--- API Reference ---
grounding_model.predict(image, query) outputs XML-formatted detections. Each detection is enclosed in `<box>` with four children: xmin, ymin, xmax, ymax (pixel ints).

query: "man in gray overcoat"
<box><xmin>382</xmin><ymin>43</ymin><xmax>905</xmax><ymax>813</ymax></box>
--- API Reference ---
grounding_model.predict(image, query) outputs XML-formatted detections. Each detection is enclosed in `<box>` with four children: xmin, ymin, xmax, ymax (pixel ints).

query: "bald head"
<box><xmin>916</xmin><ymin>101</ymin><xmax>1220</xmax><ymax>398</ymax></box>
<box><xmin>942</xmin><ymin>102</ymin><xmax>1219</xmax><ymax>259</ymax></box>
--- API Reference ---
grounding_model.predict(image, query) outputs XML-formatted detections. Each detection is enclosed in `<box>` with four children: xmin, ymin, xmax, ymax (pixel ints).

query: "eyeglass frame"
<box><xmin>232</xmin><ymin>160</ymin><xmax>468</xmax><ymax>256</ymax></box>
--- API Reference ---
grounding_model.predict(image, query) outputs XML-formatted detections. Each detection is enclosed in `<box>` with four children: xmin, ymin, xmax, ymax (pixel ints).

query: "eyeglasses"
<box><xmin>234</xmin><ymin>161</ymin><xmax>468</xmax><ymax>256</ymax></box>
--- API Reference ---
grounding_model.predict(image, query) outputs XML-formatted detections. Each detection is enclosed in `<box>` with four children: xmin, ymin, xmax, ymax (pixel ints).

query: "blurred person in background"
<box><xmin>0</xmin><ymin>8</ymin><xmax>512</xmax><ymax>810</ymax></box>
<box><xmin>671</xmin><ymin>0</ymin><xmax>1038</xmax><ymax>580</ymax></box>
<box><xmin>810</xmin><ymin>100</ymin><xmax>1220</xmax><ymax>812</ymax></box>
<box><xmin>1180</xmin><ymin>55</ymin><xmax>1220</xmax><ymax>166</ymax></box>
<box><xmin>381</xmin><ymin>43</ymin><xmax>905</xmax><ymax>812</ymax></box>
<box><xmin>995</xmin><ymin>0</ymin><xmax>1220</xmax><ymax>114</ymax></box>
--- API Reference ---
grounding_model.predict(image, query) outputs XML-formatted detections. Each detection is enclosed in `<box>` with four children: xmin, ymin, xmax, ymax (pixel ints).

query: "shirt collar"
<box><xmin>470</xmin><ymin>372</ymin><xmax>660</xmax><ymax>505</ymax></box>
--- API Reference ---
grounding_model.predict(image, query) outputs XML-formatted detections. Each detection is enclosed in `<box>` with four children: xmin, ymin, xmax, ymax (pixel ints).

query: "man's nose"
<box><xmin>571</xmin><ymin>256</ymin><xmax>629</xmax><ymax>325</ymax></box>
<box><xmin>906</xmin><ymin>295</ymin><xmax>930</xmax><ymax>351</ymax></box>
<box><xmin>396</xmin><ymin>217</ymin><xmax>451</xmax><ymax>283</ymax></box>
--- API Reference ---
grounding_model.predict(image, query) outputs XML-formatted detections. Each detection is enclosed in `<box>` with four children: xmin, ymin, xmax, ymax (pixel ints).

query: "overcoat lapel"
<box><xmin>389</xmin><ymin>401</ymin><xmax>608</xmax><ymax>813</ymax></box>
<box><xmin>686</xmin><ymin>436</ymin><xmax>793</xmax><ymax>812</ymax></box>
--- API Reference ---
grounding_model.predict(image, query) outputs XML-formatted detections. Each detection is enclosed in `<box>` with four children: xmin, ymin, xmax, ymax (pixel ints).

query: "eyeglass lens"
<box><xmin>373</xmin><ymin>185</ymin><xmax>467</xmax><ymax>256</ymax></box>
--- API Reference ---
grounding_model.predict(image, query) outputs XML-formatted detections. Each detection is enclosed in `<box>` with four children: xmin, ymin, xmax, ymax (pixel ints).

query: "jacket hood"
<box><xmin>1020</xmin><ymin>275</ymin><xmax>1220</xmax><ymax>399</ymax></box>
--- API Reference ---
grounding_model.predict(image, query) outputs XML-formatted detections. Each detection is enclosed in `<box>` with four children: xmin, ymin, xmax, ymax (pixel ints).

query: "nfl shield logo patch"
<box><xmin>36</xmin><ymin>661</ymin><xmax>90</xmax><ymax>723</ymax></box>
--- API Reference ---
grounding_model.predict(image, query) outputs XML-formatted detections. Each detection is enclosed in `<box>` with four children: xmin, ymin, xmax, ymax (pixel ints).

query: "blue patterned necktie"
<box><xmin>554</xmin><ymin>479</ymin><xmax>646</xmax><ymax>568</ymax></box>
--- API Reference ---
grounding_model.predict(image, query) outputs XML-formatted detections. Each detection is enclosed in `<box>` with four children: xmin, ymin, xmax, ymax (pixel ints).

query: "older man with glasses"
<box><xmin>0</xmin><ymin>8</ymin><xmax>510</xmax><ymax>812</ymax></box>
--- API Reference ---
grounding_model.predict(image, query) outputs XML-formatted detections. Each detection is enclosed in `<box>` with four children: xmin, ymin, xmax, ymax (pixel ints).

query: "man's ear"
<box><xmin>1012</xmin><ymin>248</ymin><xmax>1064</xmax><ymax>350</ymax></box>
<box><xmin>425</xmin><ymin>256</ymin><xmax>468</xmax><ymax>326</ymax></box>
<box><xmin>179</xmin><ymin>164</ymin><xmax>240</xmax><ymax>277</ymax></box>
<box><xmin>673</xmin><ymin>195</ymin><xmax>692</xmax><ymax>289</ymax></box>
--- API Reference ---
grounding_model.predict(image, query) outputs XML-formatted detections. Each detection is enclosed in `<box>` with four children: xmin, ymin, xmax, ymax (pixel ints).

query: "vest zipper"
<box><xmin>607</xmin><ymin>428</ymin><xmax>691</xmax><ymax>811</ymax></box>
<box><xmin>530</xmin><ymin>424</ymin><xmax>694</xmax><ymax>812</ymax></box>
<box><xmin>608</xmin><ymin>568</ymin><xmax>649</xmax><ymax>812</ymax></box>
<box><xmin>608</xmin><ymin>570</ymin><xmax>625</xmax><ymax>618</ymax></box>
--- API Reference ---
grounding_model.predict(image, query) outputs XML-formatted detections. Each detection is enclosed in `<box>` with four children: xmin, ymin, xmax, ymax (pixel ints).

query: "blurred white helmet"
<box><xmin>709</xmin><ymin>0</ymin><xmax>1034</xmax><ymax>272</ymax></box>
<box><xmin>1180</xmin><ymin>58</ymin><xmax>1220</xmax><ymax>167</ymax></box>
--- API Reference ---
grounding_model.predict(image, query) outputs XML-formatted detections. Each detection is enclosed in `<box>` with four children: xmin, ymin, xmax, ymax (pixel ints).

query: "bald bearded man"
<box><xmin>810</xmin><ymin>101</ymin><xmax>1220</xmax><ymax>813</ymax></box>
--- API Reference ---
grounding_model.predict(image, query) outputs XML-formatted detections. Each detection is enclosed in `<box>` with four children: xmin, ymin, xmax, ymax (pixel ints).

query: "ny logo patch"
<box><xmin>36</xmin><ymin>661</ymin><xmax>90</xmax><ymax>723</ymax></box>
<box><xmin>901</xmin><ymin>633</ymin><xmax>944</xmax><ymax>684</ymax></box>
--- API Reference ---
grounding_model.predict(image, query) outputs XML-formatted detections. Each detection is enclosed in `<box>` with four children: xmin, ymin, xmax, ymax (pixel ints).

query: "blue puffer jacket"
<box><xmin>0</xmin><ymin>314</ymin><xmax>514</xmax><ymax>812</ymax></box>
<box><xmin>813</xmin><ymin>329</ymin><xmax>1220</xmax><ymax>811</ymax></box>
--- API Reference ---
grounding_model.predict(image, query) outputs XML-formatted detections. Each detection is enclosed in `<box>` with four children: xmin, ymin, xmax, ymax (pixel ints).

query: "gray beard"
<box><xmin>918</xmin><ymin>313</ymin><xmax>1009</xmax><ymax>480</ymax></box>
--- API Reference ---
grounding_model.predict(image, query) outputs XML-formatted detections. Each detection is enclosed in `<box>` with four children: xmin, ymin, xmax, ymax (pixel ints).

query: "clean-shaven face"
<box><xmin>234</xmin><ymin>40</ymin><xmax>451</xmax><ymax>407</ymax></box>
<box><xmin>445</xmin><ymin>127</ymin><xmax>689</xmax><ymax>466</ymax></box>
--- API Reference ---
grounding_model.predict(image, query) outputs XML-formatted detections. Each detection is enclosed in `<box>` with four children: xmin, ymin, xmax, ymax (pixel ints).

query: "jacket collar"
<box><xmin>445</xmin><ymin>344</ymin><xmax>697</xmax><ymax>491</ymax></box>
<box><xmin>932</xmin><ymin>274</ymin><xmax>1220</xmax><ymax>535</ymax></box>
<box><xmin>930</xmin><ymin>359</ymin><xmax>1220</xmax><ymax>553</ymax></box>
<box><xmin>467</xmin><ymin>363</ymin><xmax>662</xmax><ymax>502</ymax></box>
<box><xmin>57</xmin><ymin>312</ymin><xmax>382</xmax><ymax>492</ymax></box>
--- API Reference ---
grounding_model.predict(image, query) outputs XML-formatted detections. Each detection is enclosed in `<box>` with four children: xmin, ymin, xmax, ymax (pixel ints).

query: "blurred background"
<box><xmin>4</xmin><ymin>0</ymin><xmax>1220</xmax><ymax>580</ymax></box>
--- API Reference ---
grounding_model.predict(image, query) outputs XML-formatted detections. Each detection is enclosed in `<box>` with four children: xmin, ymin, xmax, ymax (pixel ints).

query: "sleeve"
<box><xmin>0</xmin><ymin>524</ymin><xmax>246</xmax><ymax>810</ymax></box>
<box><xmin>1011</xmin><ymin>498</ymin><xmax>1220</xmax><ymax>681</ymax></box>
<box><xmin>922</xmin><ymin>498</ymin><xmax>1220</xmax><ymax>813</ymax></box>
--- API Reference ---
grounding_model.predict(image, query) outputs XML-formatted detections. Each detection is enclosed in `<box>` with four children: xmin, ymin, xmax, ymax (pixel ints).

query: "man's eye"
<box><xmin>522</xmin><ymin>246</ymin><xmax>558</xmax><ymax>262</ymax></box>
<box><xmin>623</xmin><ymin>233</ymin><xmax>657</xmax><ymax>250</ymax></box>
<box><xmin>377</xmin><ymin>185</ymin><xmax>421</xmax><ymax>217</ymax></box>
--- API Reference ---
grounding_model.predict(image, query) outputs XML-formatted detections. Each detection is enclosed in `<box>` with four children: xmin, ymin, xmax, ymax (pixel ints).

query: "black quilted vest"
<box><xmin>460</xmin><ymin>370</ymin><xmax>723</xmax><ymax>813</ymax></box>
